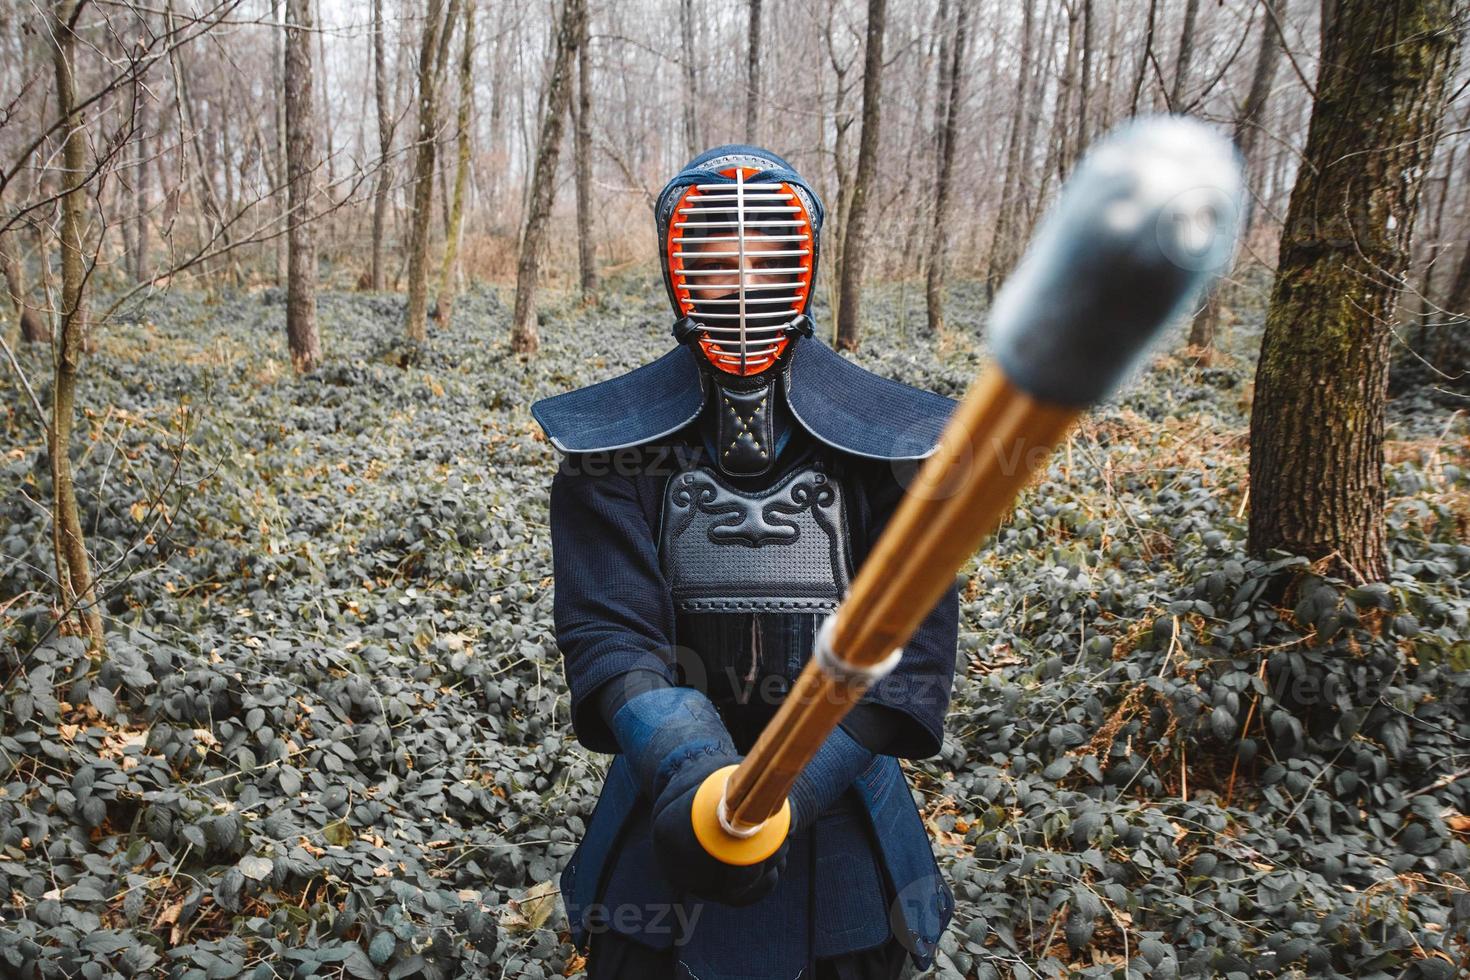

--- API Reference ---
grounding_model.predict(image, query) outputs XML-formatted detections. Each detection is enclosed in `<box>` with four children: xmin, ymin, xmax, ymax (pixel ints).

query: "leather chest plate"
<box><xmin>657</xmin><ymin>460</ymin><xmax>854</xmax><ymax>613</ymax></box>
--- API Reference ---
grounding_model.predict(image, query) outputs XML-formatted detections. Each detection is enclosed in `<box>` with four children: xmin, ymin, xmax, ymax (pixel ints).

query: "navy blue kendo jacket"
<box><xmin>535</xmin><ymin>337</ymin><xmax>962</xmax><ymax>975</ymax></box>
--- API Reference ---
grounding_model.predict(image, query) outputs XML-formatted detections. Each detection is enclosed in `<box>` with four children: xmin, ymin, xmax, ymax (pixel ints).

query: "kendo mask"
<box><xmin>655</xmin><ymin>146</ymin><xmax>824</xmax><ymax>476</ymax></box>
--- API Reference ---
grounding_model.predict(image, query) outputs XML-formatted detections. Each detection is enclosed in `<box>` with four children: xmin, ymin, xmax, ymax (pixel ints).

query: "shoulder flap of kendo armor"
<box><xmin>529</xmin><ymin>345</ymin><xmax>707</xmax><ymax>453</ymax></box>
<box><xmin>530</xmin><ymin>336</ymin><xmax>957</xmax><ymax>459</ymax></box>
<box><xmin>783</xmin><ymin>336</ymin><xmax>958</xmax><ymax>461</ymax></box>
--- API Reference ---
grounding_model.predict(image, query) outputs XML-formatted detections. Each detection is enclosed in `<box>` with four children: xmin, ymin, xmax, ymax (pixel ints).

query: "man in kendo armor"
<box><xmin>531</xmin><ymin>145</ymin><xmax>961</xmax><ymax>980</ymax></box>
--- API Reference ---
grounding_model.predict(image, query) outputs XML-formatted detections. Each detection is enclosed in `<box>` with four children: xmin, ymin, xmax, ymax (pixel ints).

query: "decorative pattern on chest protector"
<box><xmin>658</xmin><ymin>461</ymin><xmax>854</xmax><ymax>612</ymax></box>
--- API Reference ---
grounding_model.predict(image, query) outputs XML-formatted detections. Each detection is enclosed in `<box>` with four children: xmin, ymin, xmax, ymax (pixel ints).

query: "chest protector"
<box><xmin>657</xmin><ymin>454</ymin><xmax>853</xmax><ymax>746</ymax></box>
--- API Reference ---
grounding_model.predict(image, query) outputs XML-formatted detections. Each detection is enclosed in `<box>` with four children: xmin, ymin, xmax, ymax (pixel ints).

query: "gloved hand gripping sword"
<box><xmin>684</xmin><ymin>116</ymin><xmax>1247</xmax><ymax>866</ymax></box>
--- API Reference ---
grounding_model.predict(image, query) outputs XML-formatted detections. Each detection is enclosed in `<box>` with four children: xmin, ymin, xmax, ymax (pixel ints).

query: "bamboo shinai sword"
<box><xmin>685</xmin><ymin>116</ymin><xmax>1246</xmax><ymax>865</ymax></box>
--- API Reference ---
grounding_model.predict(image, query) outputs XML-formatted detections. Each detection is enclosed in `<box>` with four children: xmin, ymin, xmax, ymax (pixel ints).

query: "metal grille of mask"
<box><xmin>666</xmin><ymin>167</ymin><xmax>815</xmax><ymax>376</ymax></box>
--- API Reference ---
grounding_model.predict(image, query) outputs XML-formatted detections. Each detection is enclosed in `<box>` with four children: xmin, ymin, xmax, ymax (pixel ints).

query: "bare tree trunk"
<box><xmin>486</xmin><ymin>21</ymin><xmax>508</xmax><ymax>219</ymax></box>
<box><xmin>680</xmin><ymin>0</ymin><xmax>699</xmax><ymax>157</ymax></box>
<box><xmin>167</xmin><ymin>29</ymin><xmax>231</xmax><ymax>284</ymax></box>
<box><xmin>1051</xmin><ymin>1</ymin><xmax>1081</xmax><ymax>180</ymax></box>
<box><xmin>931</xmin><ymin>0</ymin><xmax>952</xmax><ymax>169</ymax></box>
<box><xmin>925</xmin><ymin>1</ymin><xmax>968</xmax><ymax>335</ymax></box>
<box><xmin>316</xmin><ymin>0</ymin><xmax>336</xmax><ymax>253</ymax></box>
<box><xmin>115</xmin><ymin>29</ymin><xmax>138</xmax><ymax>283</ymax></box>
<box><xmin>1188</xmin><ymin>0</ymin><xmax>1289</xmax><ymax>352</ymax></box>
<box><xmin>437</xmin><ymin>141</ymin><xmax>453</xmax><ymax>238</ymax></box>
<box><xmin>835</xmin><ymin>0</ymin><xmax>886</xmax><ymax>352</ymax></box>
<box><xmin>370</xmin><ymin>0</ymin><xmax>393</xmax><ymax>291</ymax></box>
<box><xmin>391</xmin><ymin>14</ymin><xmax>413</xmax><ymax>281</ymax></box>
<box><xmin>1248</xmin><ymin>0</ymin><xmax>1460</xmax><ymax>584</ymax></box>
<box><xmin>986</xmin><ymin>0</ymin><xmax>1035</xmax><ymax>301</ymax></box>
<box><xmin>1129</xmin><ymin>0</ymin><xmax>1160</xmax><ymax>116</ymax></box>
<box><xmin>48</xmin><ymin>0</ymin><xmax>104</xmax><ymax>652</ymax></box>
<box><xmin>510</xmin><ymin>0</ymin><xmax>584</xmax><ymax>355</ymax></box>
<box><xmin>512</xmin><ymin>21</ymin><xmax>534</xmax><ymax>222</ymax></box>
<box><xmin>573</xmin><ymin>0</ymin><xmax>597</xmax><ymax>303</ymax></box>
<box><xmin>1444</xmin><ymin>238</ymin><xmax>1470</xmax><ymax>323</ymax></box>
<box><xmin>273</xmin><ymin>0</ymin><xmax>288</xmax><ymax>285</ymax></box>
<box><xmin>1</xmin><ymin>232</ymin><xmax>47</xmax><ymax>345</ymax></box>
<box><xmin>134</xmin><ymin>100</ymin><xmax>151</xmax><ymax>283</ymax></box>
<box><xmin>1186</xmin><ymin>284</ymin><xmax>1224</xmax><ymax>354</ymax></box>
<box><xmin>284</xmin><ymin>0</ymin><xmax>320</xmax><ymax>372</ymax></box>
<box><xmin>0</xmin><ymin>233</ymin><xmax>20</xmax><ymax>350</ymax></box>
<box><xmin>404</xmin><ymin>0</ymin><xmax>451</xmax><ymax>345</ymax></box>
<box><xmin>124</xmin><ymin>29</ymin><xmax>152</xmax><ymax>285</ymax></box>
<box><xmin>354</xmin><ymin>33</ymin><xmax>369</xmax><ymax>185</ymax></box>
<box><xmin>1017</xmin><ymin>4</ymin><xmax>1056</xmax><ymax>231</ymax></box>
<box><xmin>745</xmin><ymin>0</ymin><xmax>762</xmax><ymax>143</ymax></box>
<box><xmin>1098</xmin><ymin>2</ymin><xmax>1120</xmax><ymax>135</ymax></box>
<box><xmin>219</xmin><ymin>113</ymin><xmax>236</xmax><ymax>235</ymax></box>
<box><xmin>218</xmin><ymin>103</ymin><xmax>242</xmax><ymax>286</ymax></box>
<box><xmin>436</xmin><ymin>0</ymin><xmax>475</xmax><ymax>327</ymax></box>
<box><xmin>1169</xmin><ymin>0</ymin><xmax>1200</xmax><ymax>110</ymax></box>
<box><xmin>1234</xmin><ymin>0</ymin><xmax>1288</xmax><ymax>237</ymax></box>
<box><xmin>1077</xmin><ymin>0</ymin><xmax>1093</xmax><ymax>161</ymax></box>
<box><xmin>823</xmin><ymin>1</ymin><xmax>856</xmax><ymax>325</ymax></box>
<box><xmin>1412</xmin><ymin>144</ymin><xmax>1453</xmax><ymax>331</ymax></box>
<box><xmin>903</xmin><ymin>0</ymin><xmax>946</xmax><ymax>281</ymax></box>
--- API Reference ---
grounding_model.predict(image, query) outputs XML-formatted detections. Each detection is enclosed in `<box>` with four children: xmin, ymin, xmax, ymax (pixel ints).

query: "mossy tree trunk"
<box><xmin>1248</xmin><ymin>0</ymin><xmax>1461</xmax><ymax>584</ymax></box>
<box><xmin>48</xmin><ymin>0</ymin><xmax>104</xmax><ymax>652</ymax></box>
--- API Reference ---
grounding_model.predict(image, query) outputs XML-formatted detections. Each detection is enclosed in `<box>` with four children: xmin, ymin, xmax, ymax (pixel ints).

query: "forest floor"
<box><xmin>2</xmin><ymin>275</ymin><xmax>1468</xmax><ymax>979</ymax></box>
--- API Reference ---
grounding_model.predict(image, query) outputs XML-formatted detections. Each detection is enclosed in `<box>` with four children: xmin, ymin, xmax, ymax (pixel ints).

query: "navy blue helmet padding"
<box><xmin>529</xmin><ymin>345</ymin><xmax>706</xmax><ymax>453</ymax></box>
<box><xmin>529</xmin><ymin>336</ymin><xmax>956</xmax><ymax>461</ymax></box>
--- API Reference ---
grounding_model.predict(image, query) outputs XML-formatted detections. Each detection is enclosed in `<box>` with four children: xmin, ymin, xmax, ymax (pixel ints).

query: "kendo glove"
<box><xmin>598</xmin><ymin>673</ymin><xmax>789</xmax><ymax>906</ymax></box>
<box><xmin>786</xmin><ymin>719</ymin><xmax>877</xmax><ymax>832</ymax></box>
